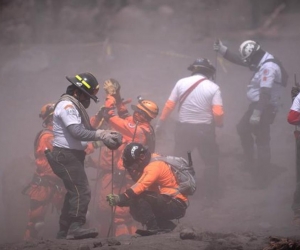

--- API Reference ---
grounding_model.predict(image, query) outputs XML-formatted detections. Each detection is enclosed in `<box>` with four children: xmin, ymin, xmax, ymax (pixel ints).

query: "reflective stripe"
<box><xmin>75</xmin><ymin>75</ymin><xmax>91</xmax><ymax>89</ymax></box>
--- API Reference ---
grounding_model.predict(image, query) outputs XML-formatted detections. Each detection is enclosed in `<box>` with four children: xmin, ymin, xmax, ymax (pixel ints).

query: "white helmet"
<box><xmin>239</xmin><ymin>40</ymin><xmax>260</xmax><ymax>62</ymax></box>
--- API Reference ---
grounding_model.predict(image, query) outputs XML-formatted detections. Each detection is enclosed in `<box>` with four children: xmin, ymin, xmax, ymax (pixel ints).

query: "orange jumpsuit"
<box><xmin>90</xmin><ymin>114</ymin><xmax>137</xmax><ymax>237</ymax></box>
<box><xmin>24</xmin><ymin>126</ymin><xmax>65</xmax><ymax>240</ymax></box>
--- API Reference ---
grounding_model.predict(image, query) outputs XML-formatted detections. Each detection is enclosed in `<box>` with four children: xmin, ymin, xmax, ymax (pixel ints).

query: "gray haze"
<box><xmin>1</xmin><ymin>0</ymin><xmax>300</xmax><ymax>244</ymax></box>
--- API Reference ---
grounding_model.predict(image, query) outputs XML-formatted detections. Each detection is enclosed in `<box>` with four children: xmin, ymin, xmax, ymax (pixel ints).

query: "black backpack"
<box><xmin>262</xmin><ymin>58</ymin><xmax>288</xmax><ymax>87</ymax></box>
<box><xmin>151</xmin><ymin>156</ymin><xmax>196</xmax><ymax>196</ymax></box>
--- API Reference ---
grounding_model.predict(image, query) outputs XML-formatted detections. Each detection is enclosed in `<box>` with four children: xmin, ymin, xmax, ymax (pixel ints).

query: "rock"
<box><xmin>180</xmin><ymin>228</ymin><xmax>196</xmax><ymax>240</ymax></box>
<box><xmin>78</xmin><ymin>244</ymin><xmax>90</xmax><ymax>250</ymax></box>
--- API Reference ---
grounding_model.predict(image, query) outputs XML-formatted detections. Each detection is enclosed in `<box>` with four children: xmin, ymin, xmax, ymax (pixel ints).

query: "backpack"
<box><xmin>262</xmin><ymin>58</ymin><xmax>288</xmax><ymax>87</ymax></box>
<box><xmin>151</xmin><ymin>156</ymin><xmax>196</xmax><ymax>196</ymax></box>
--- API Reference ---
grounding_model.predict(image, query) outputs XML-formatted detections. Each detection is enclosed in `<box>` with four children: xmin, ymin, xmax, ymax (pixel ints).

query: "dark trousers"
<box><xmin>173</xmin><ymin>122</ymin><xmax>219</xmax><ymax>198</ymax></box>
<box><xmin>236</xmin><ymin>103</ymin><xmax>276</xmax><ymax>168</ymax></box>
<box><xmin>50</xmin><ymin>147</ymin><xmax>91</xmax><ymax>231</ymax></box>
<box><xmin>129</xmin><ymin>191</ymin><xmax>186</xmax><ymax>228</ymax></box>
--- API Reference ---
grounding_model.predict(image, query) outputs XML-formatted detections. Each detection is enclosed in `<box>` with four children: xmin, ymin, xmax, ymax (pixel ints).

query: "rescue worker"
<box><xmin>287</xmin><ymin>86</ymin><xmax>300</xmax><ymax>223</ymax></box>
<box><xmin>48</xmin><ymin>72</ymin><xmax>123</xmax><ymax>240</ymax></box>
<box><xmin>89</xmin><ymin>79</ymin><xmax>159</xmax><ymax>236</ymax></box>
<box><xmin>155</xmin><ymin>58</ymin><xmax>223</xmax><ymax>201</ymax></box>
<box><xmin>89</xmin><ymin>112</ymin><xmax>137</xmax><ymax>237</ymax></box>
<box><xmin>102</xmin><ymin>78</ymin><xmax>158</xmax><ymax>152</ymax></box>
<box><xmin>106</xmin><ymin>142</ymin><xmax>188</xmax><ymax>235</ymax></box>
<box><xmin>23</xmin><ymin>103</ymin><xmax>65</xmax><ymax>240</ymax></box>
<box><xmin>214</xmin><ymin>39</ymin><xmax>284</xmax><ymax>187</ymax></box>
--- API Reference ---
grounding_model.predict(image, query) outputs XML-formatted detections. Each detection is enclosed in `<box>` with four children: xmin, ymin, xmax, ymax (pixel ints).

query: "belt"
<box><xmin>53</xmin><ymin>146</ymin><xmax>85</xmax><ymax>153</ymax></box>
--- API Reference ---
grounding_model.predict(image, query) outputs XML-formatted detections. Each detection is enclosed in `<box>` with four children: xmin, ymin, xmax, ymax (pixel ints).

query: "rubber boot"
<box><xmin>66</xmin><ymin>222</ymin><xmax>98</xmax><ymax>240</ymax></box>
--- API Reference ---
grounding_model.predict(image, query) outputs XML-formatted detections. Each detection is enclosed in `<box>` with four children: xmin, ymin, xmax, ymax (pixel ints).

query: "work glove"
<box><xmin>98</xmin><ymin>107</ymin><xmax>116</xmax><ymax>122</ymax></box>
<box><xmin>96</xmin><ymin>106</ymin><xmax>105</xmax><ymax>120</ymax></box>
<box><xmin>106</xmin><ymin>194</ymin><xmax>120</xmax><ymax>206</ymax></box>
<box><xmin>104</xmin><ymin>79</ymin><xmax>122</xmax><ymax>105</ymax></box>
<box><xmin>92</xmin><ymin>140</ymin><xmax>103</xmax><ymax>149</ymax></box>
<box><xmin>95</xmin><ymin>130</ymin><xmax>123</xmax><ymax>150</ymax></box>
<box><xmin>104</xmin><ymin>78</ymin><xmax>121</xmax><ymax>94</ymax></box>
<box><xmin>213</xmin><ymin>39</ymin><xmax>227</xmax><ymax>56</ymax></box>
<box><xmin>291</xmin><ymin>86</ymin><xmax>300</xmax><ymax>101</ymax></box>
<box><xmin>249</xmin><ymin>109</ymin><xmax>261</xmax><ymax>125</ymax></box>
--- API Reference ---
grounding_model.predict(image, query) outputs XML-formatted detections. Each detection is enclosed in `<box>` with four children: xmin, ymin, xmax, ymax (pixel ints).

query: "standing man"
<box><xmin>49</xmin><ymin>72</ymin><xmax>122</xmax><ymax>240</ymax></box>
<box><xmin>155</xmin><ymin>58</ymin><xmax>223</xmax><ymax>202</ymax></box>
<box><xmin>287</xmin><ymin>86</ymin><xmax>300</xmax><ymax>223</ymax></box>
<box><xmin>214</xmin><ymin>40</ymin><xmax>284</xmax><ymax>187</ymax></box>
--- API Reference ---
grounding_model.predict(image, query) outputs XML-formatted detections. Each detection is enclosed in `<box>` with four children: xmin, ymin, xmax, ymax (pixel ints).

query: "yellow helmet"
<box><xmin>131</xmin><ymin>97</ymin><xmax>159</xmax><ymax>119</ymax></box>
<box><xmin>39</xmin><ymin>103</ymin><xmax>55</xmax><ymax>122</ymax></box>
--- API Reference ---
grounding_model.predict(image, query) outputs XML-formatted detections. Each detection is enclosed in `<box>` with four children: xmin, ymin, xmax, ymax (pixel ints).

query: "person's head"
<box><xmin>39</xmin><ymin>103</ymin><xmax>55</xmax><ymax>128</ymax></box>
<box><xmin>66</xmin><ymin>72</ymin><xmax>100</xmax><ymax>108</ymax></box>
<box><xmin>122</xmin><ymin>142</ymin><xmax>151</xmax><ymax>181</ymax></box>
<box><xmin>131</xmin><ymin>96</ymin><xmax>159</xmax><ymax>123</ymax></box>
<box><xmin>239</xmin><ymin>40</ymin><xmax>265</xmax><ymax>70</ymax></box>
<box><xmin>187</xmin><ymin>58</ymin><xmax>216</xmax><ymax>80</ymax></box>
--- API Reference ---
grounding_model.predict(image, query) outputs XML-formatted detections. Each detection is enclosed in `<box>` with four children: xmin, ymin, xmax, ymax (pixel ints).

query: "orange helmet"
<box><xmin>39</xmin><ymin>103</ymin><xmax>55</xmax><ymax>122</ymax></box>
<box><xmin>131</xmin><ymin>97</ymin><xmax>159</xmax><ymax>119</ymax></box>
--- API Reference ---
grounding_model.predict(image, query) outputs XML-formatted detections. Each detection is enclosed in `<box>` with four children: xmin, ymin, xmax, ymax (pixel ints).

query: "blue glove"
<box><xmin>106</xmin><ymin>194</ymin><xmax>120</xmax><ymax>206</ymax></box>
<box><xmin>249</xmin><ymin>109</ymin><xmax>261</xmax><ymax>125</ymax></box>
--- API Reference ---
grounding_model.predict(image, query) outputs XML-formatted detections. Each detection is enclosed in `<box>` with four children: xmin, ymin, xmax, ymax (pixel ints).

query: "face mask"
<box><xmin>81</xmin><ymin>99</ymin><xmax>90</xmax><ymax>108</ymax></box>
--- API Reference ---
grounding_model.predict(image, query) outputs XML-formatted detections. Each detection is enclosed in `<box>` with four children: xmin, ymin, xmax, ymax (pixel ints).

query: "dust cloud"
<box><xmin>1</xmin><ymin>0</ymin><xmax>300</xmax><ymax>245</ymax></box>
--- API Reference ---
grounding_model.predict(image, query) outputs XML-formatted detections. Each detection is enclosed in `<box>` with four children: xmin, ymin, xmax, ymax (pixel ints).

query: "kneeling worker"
<box><xmin>106</xmin><ymin>142</ymin><xmax>188</xmax><ymax>235</ymax></box>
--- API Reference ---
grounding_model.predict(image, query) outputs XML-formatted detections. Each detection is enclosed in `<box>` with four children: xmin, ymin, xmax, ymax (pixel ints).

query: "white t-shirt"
<box><xmin>53</xmin><ymin>100</ymin><xmax>88</xmax><ymax>150</ymax></box>
<box><xmin>168</xmin><ymin>74</ymin><xmax>222</xmax><ymax>124</ymax></box>
<box><xmin>246</xmin><ymin>52</ymin><xmax>283</xmax><ymax>109</ymax></box>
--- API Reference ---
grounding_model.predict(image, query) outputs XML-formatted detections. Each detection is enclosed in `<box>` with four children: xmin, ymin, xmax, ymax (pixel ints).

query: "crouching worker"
<box><xmin>106</xmin><ymin>142</ymin><xmax>188</xmax><ymax>236</ymax></box>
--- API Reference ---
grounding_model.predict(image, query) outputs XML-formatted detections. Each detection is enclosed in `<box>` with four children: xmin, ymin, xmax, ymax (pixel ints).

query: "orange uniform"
<box><xmin>130</xmin><ymin>154</ymin><xmax>188</xmax><ymax>202</ymax></box>
<box><xmin>90</xmin><ymin>114</ymin><xmax>136</xmax><ymax>237</ymax></box>
<box><xmin>104</xmin><ymin>95</ymin><xmax>155</xmax><ymax>152</ymax></box>
<box><xmin>24</xmin><ymin>125</ymin><xmax>65</xmax><ymax>240</ymax></box>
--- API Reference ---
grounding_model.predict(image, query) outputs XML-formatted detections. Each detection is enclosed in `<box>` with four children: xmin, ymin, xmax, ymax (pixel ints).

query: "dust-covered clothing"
<box><xmin>129</xmin><ymin>154</ymin><xmax>188</xmax><ymax>202</ymax></box>
<box><xmin>287</xmin><ymin>93</ymin><xmax>300</xmax><ymax>217</ymax></box>
<box><xmin>121</xmin><ymin>154</ymin><xmax>188</xmax><ymax>230</ymax></box>
<box><xmin>158</xmin><ymin>73</ymin><xmax>223</xmax><ymax>199</ymax></box>
<box><xmin>246</xmin><ymin>52</ymin><xmax>283</xmax><ymax>110</ymax></box>
<box><xmin>104</xmin><ymin>95</ymin><xmax>156</xmax><ymax>169</ymax></box>
<box><xmin>105</xmin><ymin>95</ymin><xmax>155</xmax><ymax>149</ymax></box>
<box><xmin>50</xmin><ymin>94</ymin><xmax>97</xmax><ymax>234</ymax></box>
<box><xmin>288</xmin><ymin>93</ymin><xmax>300</xmax><ymax>125</ymax></box>
<box><xmin>224</xmin><ymin>49</ymin><xmax>283</xmax><ymax>175</ymax></box>
<box><xmin>53</xmin><ymin>100</ymin><xmax>89</xmax><ymax>150</ymax></box>
<box><xmin>90</xmin><ymin>115</ymin><xmax>136</xmax><ymax>236</ymax></box>
<box><xmin>24</xmin><ymin>127</ymin><xmax>65</xmax><ymax>240</ymax></box>
<box><xmin>164</xmin><ymin>74</ymin><xmax>223</xmax><ymax>125</ymax></box>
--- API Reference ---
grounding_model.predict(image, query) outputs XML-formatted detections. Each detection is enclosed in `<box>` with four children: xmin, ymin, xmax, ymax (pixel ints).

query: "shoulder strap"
<box><xmin>178</xmin><ymin>78</ymin><xmax>206</xmax><ymax>111</ymax></box>
<box><xmin>262</xmin><ymin>58</ymin><xmax>279</xmax><ymax>66</ymax></box>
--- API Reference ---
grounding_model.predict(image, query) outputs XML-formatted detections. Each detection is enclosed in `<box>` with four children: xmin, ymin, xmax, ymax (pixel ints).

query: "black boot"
<box><xmin>157</xmin><ymin>220</ymin><xmax>177</xmax><ymax>231</ymax></box>
<box><xmin>66</xmin><ymin>222</ymin><xmax>98</xmax><ymax>240</ymax></box>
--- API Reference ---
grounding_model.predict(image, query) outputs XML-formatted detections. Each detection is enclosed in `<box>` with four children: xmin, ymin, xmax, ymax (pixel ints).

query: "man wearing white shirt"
<box><xmin>155</xmin><ymin>58</ymin><xmax>224</xmax><ymax>201</ymax></box>
<box><xmin>50</xmin><ymin>72</ymin><xmax>122</xmax><ymax>240</ymax></box>
<box><xmin>214</xmin><ymin>40</ymin><xmax>284</xmax><ymax>188</ymax></box>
